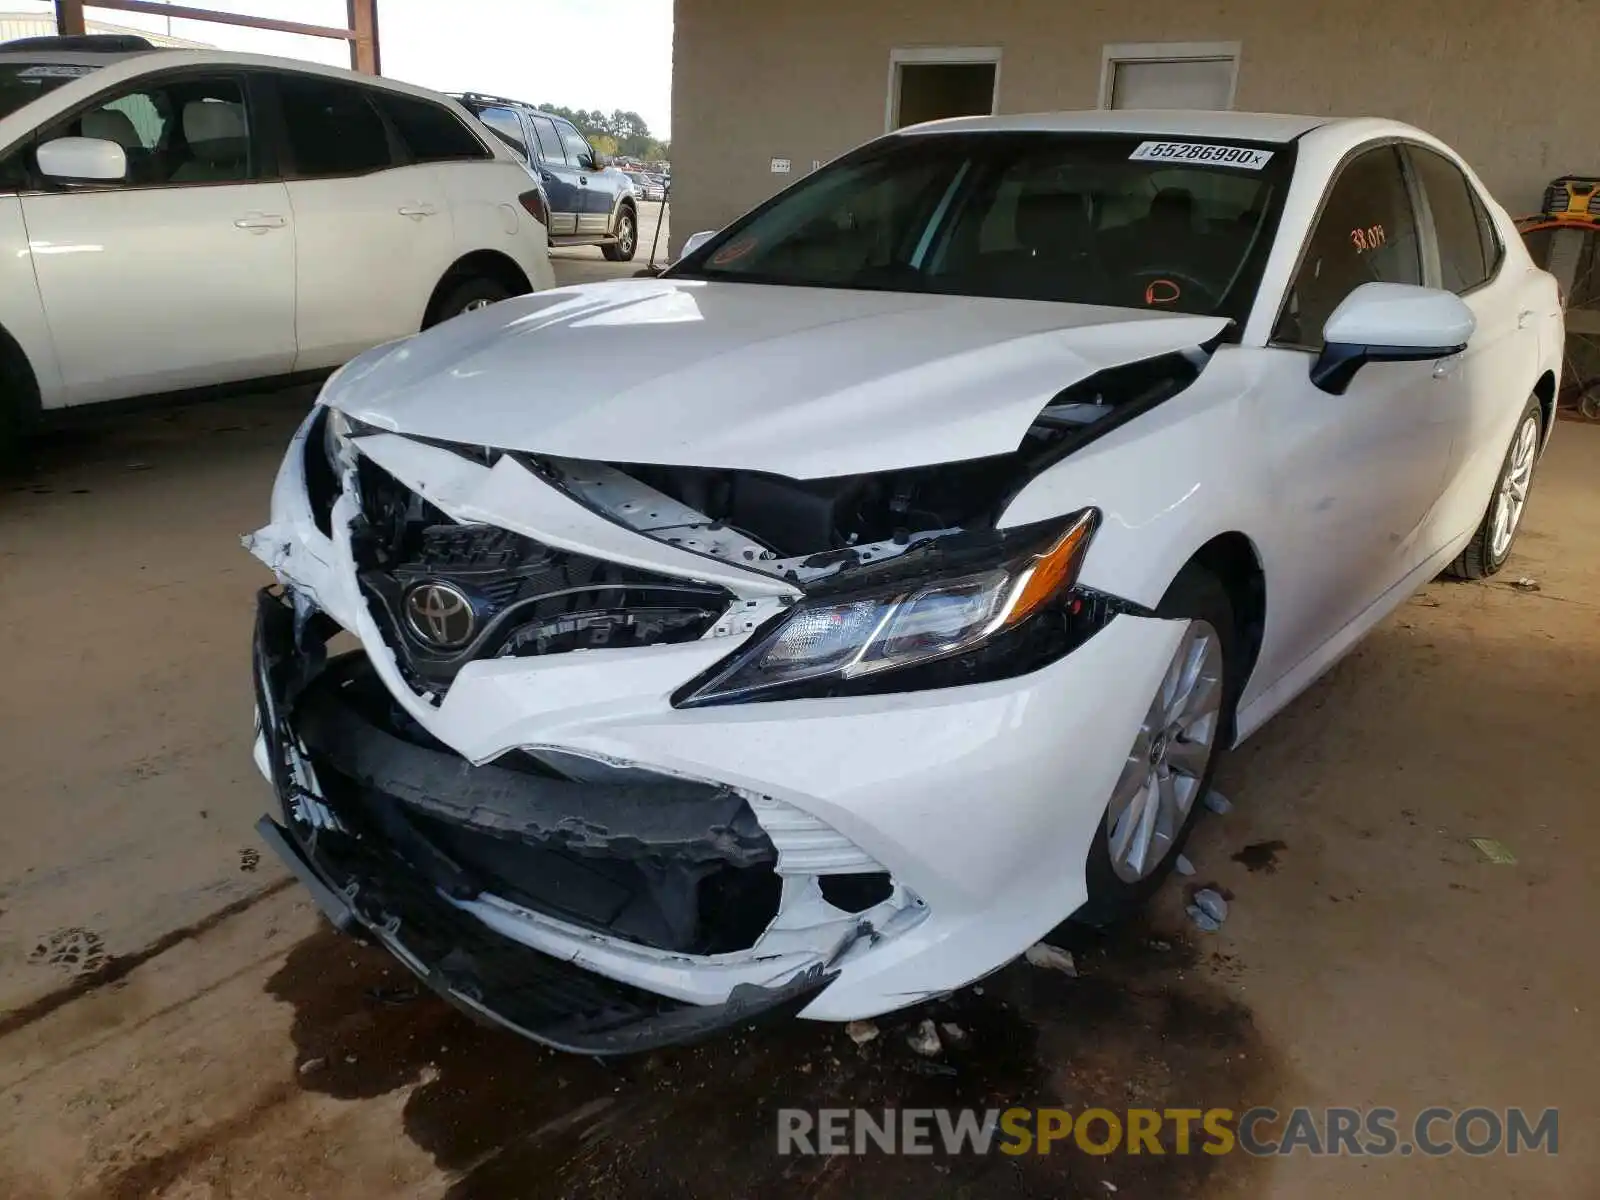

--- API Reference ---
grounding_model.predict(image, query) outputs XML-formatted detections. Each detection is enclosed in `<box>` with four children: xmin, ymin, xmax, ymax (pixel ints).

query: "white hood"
<box><xmin>326</xmin><ymin>278</ymin><xmax>1229</xmax><ymax>478</ymax></box>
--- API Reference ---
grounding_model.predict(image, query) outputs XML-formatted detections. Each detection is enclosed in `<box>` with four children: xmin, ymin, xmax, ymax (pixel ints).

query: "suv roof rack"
<box><xmin>1</xmin><ymin>33</ymin><xmax>156</xmax><ymax>53</ymax></box>
<box><xmin>451</xmin><ymin>91</ymin><xmax>536</xmax><ymax>111</ymax></box>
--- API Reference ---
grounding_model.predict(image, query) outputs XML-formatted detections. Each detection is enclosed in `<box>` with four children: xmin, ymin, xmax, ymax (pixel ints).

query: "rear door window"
<box><xmin>277</xmin><ymin>74</ymin><xmax>392</xmax><ymax>177</ymax></box>
<box><xmin>1274</xmin><ymin>145</ymin><xmax>1423</xmax><ymax>345</ymax></box>
<box><xmin>1408</xmin><ymin>145</ymin><xmax>1491</xmax><ymax>294</ymax></box>
<box><xmin>375</xmin><ymin>92</ymin><xmax>488</xmax><ymax>162</ymax></box>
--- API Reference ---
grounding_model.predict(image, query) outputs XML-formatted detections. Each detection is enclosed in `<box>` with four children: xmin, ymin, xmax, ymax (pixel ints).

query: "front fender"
<box><xmin>998</xmin><ymin>350</ymin><xmax>1271</xmax><ymax>611</ymax></box>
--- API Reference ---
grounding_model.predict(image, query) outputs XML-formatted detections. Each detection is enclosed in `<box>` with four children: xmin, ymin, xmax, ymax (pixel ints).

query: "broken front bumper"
<box><xmin>252</xmin><ymin>590</ymin><xmax>837</xmax><ymax>1055</ymax></box>
<box><xmin>249</xmin><ymin>411</ymin><xmax>1187</xmax><ymax>1035</ymax></box>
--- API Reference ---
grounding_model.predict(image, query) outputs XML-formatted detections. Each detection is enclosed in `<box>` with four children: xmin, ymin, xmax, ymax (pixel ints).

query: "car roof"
<box><xmin>898</xmin><ymin>109</ymin><xmax>1332</xmax><ymax>144</ymax></box>
<box><xmin>0</xmin><ymin>48</ymin><xmax>514</xmax><ymax>154</ymax></box>
<box><xmin>0</xmin><ymin>48</ymin><xmax>151</xmax><ymax>65</ymax></box>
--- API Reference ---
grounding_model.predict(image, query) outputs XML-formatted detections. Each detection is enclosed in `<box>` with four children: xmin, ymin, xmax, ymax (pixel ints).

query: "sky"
<box><xmin>10</xmin><ymin>0</ymin><xmax>676</xmax><ymax>136</ymax></box>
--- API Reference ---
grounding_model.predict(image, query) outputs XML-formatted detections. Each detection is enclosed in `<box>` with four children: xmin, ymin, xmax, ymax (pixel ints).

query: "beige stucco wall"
<box><xmin>671</xmin><ymin>0</ymin><xmax>1596</xmax><ymax>253</ymax></box>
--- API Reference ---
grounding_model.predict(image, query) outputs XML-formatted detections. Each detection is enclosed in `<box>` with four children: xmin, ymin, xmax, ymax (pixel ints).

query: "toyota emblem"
<box><xmin>404</xmin><ymin>582</ymin><xmax>476</xmax><ymax>649</ymax></box>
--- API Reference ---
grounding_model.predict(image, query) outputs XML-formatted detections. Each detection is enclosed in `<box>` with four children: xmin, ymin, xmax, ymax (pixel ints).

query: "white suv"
<box><xmin>0</xmin><ymin>36</ymin><xmax>555</xmax><ymax>436</ymax></box>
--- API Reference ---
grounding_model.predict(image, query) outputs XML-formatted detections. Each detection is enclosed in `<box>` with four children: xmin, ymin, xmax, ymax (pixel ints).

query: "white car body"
<box><xmin>248</xmin><ymin>111</ymin><xmax>1562</xmax><ymax>1052</ymax></box>
<box><xmin>0</xmin><ymin>45</ymin><xmax>555</xmax><ymax>412</ymax></box>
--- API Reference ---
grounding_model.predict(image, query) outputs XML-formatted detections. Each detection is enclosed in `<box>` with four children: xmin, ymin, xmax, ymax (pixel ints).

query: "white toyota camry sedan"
<box><xmin>248</xmin><ymin>110</ymin><xmax>1562</xmax><ymax>1053</ymax></box>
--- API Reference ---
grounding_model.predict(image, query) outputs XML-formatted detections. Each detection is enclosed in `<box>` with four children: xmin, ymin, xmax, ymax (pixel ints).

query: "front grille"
<box><xmin>349</xmin><ymin>456</ymin><xmax>733</xmax><ymax>695</ymax></box>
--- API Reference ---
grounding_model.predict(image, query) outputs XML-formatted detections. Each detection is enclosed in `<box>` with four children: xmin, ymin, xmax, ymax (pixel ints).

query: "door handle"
<box><xmin>1433</xmin><ymin>353</ymin><xmax>1464</xmax><ymax>379</ymax></box>
<box><xmin>234</xmin><ymin>212</ymin><xmax>286</xmax><ymax>232</ymax></box>
<box><xmin>398</xmin><ymin>203</ymin><xmax>438</xmax><ymax>219</ymax></box>
<box><xmin>1518</xmin><ymin>308</ymin><xmax>1536</xmax><ymax>329</ymax></box>
<box><xmin>578</xmin><ymin>176</ymin><xmax>588</xmax><ymax>185</ymax></box>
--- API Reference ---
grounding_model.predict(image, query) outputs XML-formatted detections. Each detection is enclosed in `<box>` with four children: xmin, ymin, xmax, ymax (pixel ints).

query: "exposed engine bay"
<box><xmin>529</xmin><ymin>347</ymin><xmax>1209</xmax><ymax>584</ymax></box>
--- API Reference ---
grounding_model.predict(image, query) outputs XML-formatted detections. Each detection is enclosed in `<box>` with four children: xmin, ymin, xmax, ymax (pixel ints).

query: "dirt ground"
<box><xmin>1</xmin><ymin>324</ymin><xmax>1595</xmax><ymax>1196</ymax></box>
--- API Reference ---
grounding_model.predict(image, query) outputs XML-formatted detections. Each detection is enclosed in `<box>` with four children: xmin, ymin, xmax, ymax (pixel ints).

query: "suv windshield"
<box><xmin>0</xmin><ymin>61</ymin><xmax>101</xmax><ymax>121</ymax></box>
<box><xmin>672</xmin><ymin>132</ymin><xmax>1295</xmax><ymax>320</ymax></box>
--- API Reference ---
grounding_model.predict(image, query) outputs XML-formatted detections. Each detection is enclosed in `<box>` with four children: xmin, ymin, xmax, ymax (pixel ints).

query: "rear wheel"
<box><xmin>1445</xmin><ymin>393</ymin><xmax>1542</xmax><ymax>580</ymax></box>
<box><xmin>603</xmin><ymin>206</ymin><xmax>637</xmax><ymax>262</ymax></box>
<box><xmin>424</xmin><ymin>276</ymin><xmax>511</xmax><ymax>328</ymax></box>
<box><xmin>1076</xmin><ymin>567</ymin><xmax>1238</xmax><ymax>926</ymax></box>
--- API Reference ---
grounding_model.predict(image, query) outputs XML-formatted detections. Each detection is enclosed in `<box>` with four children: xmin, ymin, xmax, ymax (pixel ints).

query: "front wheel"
<box><xmin>603</xmin><ymin>207</ymin><xmax>637</xmax><ymax>262</ymax></box>
<box><xmin>1075</xmin><ymin>567</ymin><xmax>1239</xmax><ymax>926</ymax></box>
<box><xmin>1445</xmin><ymin>394</ymin><xmax>1542</xmax><ymax>580</ymax></box>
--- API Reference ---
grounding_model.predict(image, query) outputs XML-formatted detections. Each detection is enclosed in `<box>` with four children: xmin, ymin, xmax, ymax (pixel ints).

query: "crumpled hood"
<box><xmin>326</xmin><ymin>278</ymin><xmax>1229</xmax><ymax>478</ymax></box>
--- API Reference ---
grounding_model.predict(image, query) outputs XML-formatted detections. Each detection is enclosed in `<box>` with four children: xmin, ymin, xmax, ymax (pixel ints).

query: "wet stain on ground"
<box><xmin>1231</xmin><ymin>840</ymin><xmax>1289</xmax><ymax>874</ymax></box>
<box><xmin>251</xmin><ymin>918</ymin><xmax>1284</xmax><ymax>1200</ymax></box>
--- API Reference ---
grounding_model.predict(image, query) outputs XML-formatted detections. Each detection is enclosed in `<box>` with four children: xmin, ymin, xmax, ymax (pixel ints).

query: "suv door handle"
<box><xmin>578</xmin><ymin>176</ymin><xmax>588</xmax><ymax>185</ymax></box>
<box><xmin>1518</xmin><ymin>308</ymin><xmax>1536</xmax><ymax>329</ymax></box>
<box><xmin>398</xmin><ymin>203</ymin><xmax>438</xmax><ymax>219</ymax></box>
<box><xmin>234</xmin><ymin>212</ymin><xmax>286</xmax><ymax>232</ymax></box>
<box><xmin>1433</xmin><ymin>353</ymin><xmax>1465</xmax><ymax>379</ymax></box>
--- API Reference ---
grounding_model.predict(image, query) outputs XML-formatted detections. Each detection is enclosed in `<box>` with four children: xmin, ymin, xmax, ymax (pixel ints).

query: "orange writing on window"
<box><xmin>1350</xmin><ymin>224</ymin><xmax>1387</xmax><ymax>253</ymax></box>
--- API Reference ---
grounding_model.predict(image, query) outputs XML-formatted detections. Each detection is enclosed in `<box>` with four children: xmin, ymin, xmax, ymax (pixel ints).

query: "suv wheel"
<box><xmin>425</xmin><ymin>277</ymin><xmax>512</xmax><ymax>328</ymax></box>
<box><xmin>603</xmin><ymin>206</ymin><xmax>637</xmax><ymax>262</ymax></box>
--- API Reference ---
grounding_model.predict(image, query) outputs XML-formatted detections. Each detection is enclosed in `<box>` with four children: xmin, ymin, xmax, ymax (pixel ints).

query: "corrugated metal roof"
<box><xmin>0</xmin><ymin>12</ymin><xmax>212</xmax><ymax>49</ymax></box>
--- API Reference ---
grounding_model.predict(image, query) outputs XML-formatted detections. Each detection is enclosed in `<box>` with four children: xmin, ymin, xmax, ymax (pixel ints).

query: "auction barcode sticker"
<box><xmin>1129</xmin><ymin>141</ymin><xmax>1274</xmax><ymax>170</ymax></box>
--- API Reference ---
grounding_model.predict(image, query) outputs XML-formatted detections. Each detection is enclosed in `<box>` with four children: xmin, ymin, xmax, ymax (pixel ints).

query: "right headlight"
<box><xmin>675</xmin><ymin>509</ymin><xmax>1102</xmax><ymax>706</ymax></box>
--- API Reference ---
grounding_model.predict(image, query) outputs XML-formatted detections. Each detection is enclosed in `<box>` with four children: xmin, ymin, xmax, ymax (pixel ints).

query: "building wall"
<box><xmin>671</xmin><ymin>0</ymin><xmax>1595</xmax><ymax>252</ymax></box>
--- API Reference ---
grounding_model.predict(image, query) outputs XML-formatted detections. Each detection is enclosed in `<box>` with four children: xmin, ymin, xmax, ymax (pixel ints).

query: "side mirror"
<box><xmin>1311</xmin><ymin>283</ymin><xmax>1475</xmax><ymax>395</ymax></box>
<box><xmin>679</xmin><ymin>229</ymin><xmax>718</xmax><ymax>260</ymax></box>
<box><xmin>590</xmin><ymin>149</ymin><xmax>610</xmax><ymax>169</ymax></box>
<box><xmin>37</xmin><ymin>136</ymin><xmax>127</xmax><ymax>182</ymax></box>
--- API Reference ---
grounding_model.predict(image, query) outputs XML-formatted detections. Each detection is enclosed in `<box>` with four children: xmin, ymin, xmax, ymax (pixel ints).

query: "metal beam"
<box><xmin>348</xmin><ymin>0</ymin><xmax>380</xmax><ymax>75</ymax></box>
<box><xmin>53</xmin><ymin>0</ymin><xmax>86</xmax><ymax>35</ymax></box>
<box><xmin>83</xmin><ymin>0</ymin><xmax>358</xmax><ymax>43</ymax></box>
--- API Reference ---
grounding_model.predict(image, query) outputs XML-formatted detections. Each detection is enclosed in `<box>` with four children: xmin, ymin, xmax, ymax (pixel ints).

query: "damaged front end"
<box><xmin>254</xmin><ymin>590</ymin><xmax>866</xmax><ymax>1052</ymax></box>
<box><xmin>248</xmin><ymin>335</ymin><xmax>1211</xmax><ymax>1051</ymax></box>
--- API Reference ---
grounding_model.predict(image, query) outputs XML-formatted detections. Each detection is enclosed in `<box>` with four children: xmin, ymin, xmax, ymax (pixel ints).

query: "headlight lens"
<box><xmin>320</xmin><ymin>406</ymin><xmax>356</xmax><ymax>474</ymax></box>
<box><xmin>678</xmin><ymin>509</ymin><xmax>1099</xmax><ymax>704</ymax></box>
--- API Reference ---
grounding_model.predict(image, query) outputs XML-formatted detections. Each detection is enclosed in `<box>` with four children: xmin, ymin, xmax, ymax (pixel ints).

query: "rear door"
<box><xmin>1404</xmin><ymin>143</ymin><xmax>1542</xmax><ymax>539</ymax></box>
<box><xmin>18</xmin><ymin>70</ymin><xmax>296</xmax><ymax>405</ymax></box>
<box><xmin>271</xmin><ymin>71</ymin><xmax>453</xmax><ymax>369</ymax></box>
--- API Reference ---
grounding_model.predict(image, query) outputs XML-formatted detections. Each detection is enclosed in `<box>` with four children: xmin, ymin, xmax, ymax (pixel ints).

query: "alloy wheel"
<box><xmin>1105</xmin><ymin>619</ymin><xmax>1225</xmax><ymax>883</ymax></box>
<box><xmin>1490</xmin><ymin>415</ymin><xmax>1539</xmax><ymax>560</ymax></box>
<box><xmin>619</xmin><ymin>214</ymin><xmax>636</xmax><ymax>256</ymax></box>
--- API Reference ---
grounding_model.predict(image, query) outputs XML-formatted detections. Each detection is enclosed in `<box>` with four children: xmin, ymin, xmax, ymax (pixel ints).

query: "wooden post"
<box><xmin>348</xmin><ymin>0</ymin><xmax>381</xmax><ymax>75</ymax></box>
<box><xmin>54</xmin><ymin>0</ymin><xmax>87</xmax><ymax>35</ymax></box>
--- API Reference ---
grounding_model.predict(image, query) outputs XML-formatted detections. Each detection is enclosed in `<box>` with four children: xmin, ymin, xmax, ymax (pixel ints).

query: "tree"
<box><xmin>540</xmin><ymin>103</ymin><xmax>662</xmax><ymax>159</ymax></box>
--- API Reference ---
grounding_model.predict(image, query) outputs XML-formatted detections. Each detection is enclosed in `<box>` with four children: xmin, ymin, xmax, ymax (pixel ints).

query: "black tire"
<box><xmin>1444</xmin><ymin>393</ymin><xmax>1542</xmax><ymax>580</ymax></box>
<box><xmin>0</xmin><ymin>335</ymin><xmax>38</xmax><ymax>477</ymax></box>
<box><xmin>1075</xmin><ymin>566</ymin><xmax>1241</xmax><ymax>927</ymax></box>
<box><xmin>424</xmin><ymin>276</ymin><xmax>512</xmax><ymax>329</ymax></box>
<box><xmin>603</xmin><ymin>205</ymin><xmax>637</xmax><ymax>262</ymax></box>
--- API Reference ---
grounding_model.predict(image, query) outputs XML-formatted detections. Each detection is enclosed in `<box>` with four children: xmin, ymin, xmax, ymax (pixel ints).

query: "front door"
<box><xmin>19</xmin><ymin>72</ymin><xmax>295</xmax><ymax>405</ymax></box>
<box><xmin>553</xmin><ymin>117</ymin><xmax>608</xmax><ymax>236</ymax></box>
<box><xmin>273</xmin><ymin>72</ymin><xmax>454</xmax><ymax>369</ymax></box>
<box><xmin>1247</xmin><ymin>144</ymin><xmax>1458</xmax><ymax>693</ymax></box>
<box><xmin>527</xmin><ymin>113</ymin><xmax>580</xmax><ymax>236</ymax></box>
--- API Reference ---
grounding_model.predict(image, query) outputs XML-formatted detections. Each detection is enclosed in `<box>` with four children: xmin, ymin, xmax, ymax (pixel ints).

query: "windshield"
<box><xmin>0</xmin><ymin>61</ymin><xmax>101</xmax><ymax>122</ymax></box>
<box><xmin>672</xmin><ymin>132</ymin><xmax>1296</xmax><ymax>320</ymax></box>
